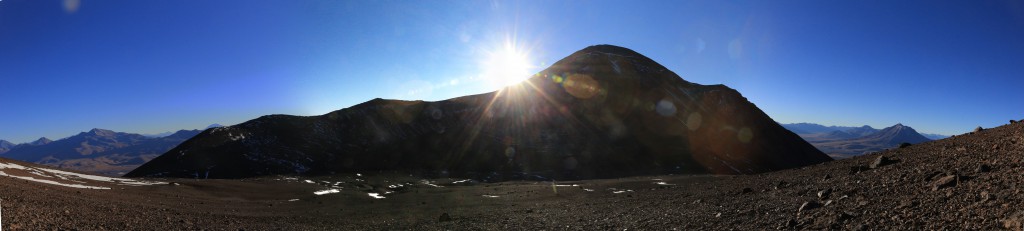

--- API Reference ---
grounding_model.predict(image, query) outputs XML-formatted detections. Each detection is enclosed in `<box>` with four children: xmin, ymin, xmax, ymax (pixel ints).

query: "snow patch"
<box><xmin>314</xmin><ymin>189</ymin><xmax>340</xmax><ymax>195</ymax></box>
<box><xmin>0</xmin><ymin>161</ymin><xmax>162</xmax><ymax>189</ymax></box>
<box><xmin>420</xmin><ymin>180</ymin><xmax>443</xmax><ymax>188</ymax></box>
<box><xmin>368</xmin><ymin>193</ymin><xmax>385</xmax><ymax>199</ymax></box>
<box><xmin>0</xmin><ymin>171</ymin><xmax>110</xmax><ymax>189</ymax></box>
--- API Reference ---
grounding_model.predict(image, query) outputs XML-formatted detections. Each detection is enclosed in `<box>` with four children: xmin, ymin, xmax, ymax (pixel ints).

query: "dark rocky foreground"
<box><xmin>2</xmin><ymin>120</ymin><xmax>1023</xmax><ymax>230</ymax></box>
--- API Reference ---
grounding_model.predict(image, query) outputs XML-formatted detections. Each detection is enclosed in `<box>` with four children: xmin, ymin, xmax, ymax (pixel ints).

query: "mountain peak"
<box><xmin>0</xmin><ymin>139</ymin><xmax>14</xmax><ymax>148</ymax></box>
<box><xmin>127</xmin><ymin>44</ymin><xmax>831</xmax><ymax>179</ymax></box>
<box><xmin>578</xmin><ymin>44</ymin><xmax>646</xmax><ymax>57</ymax></box>
<box><xmin>30</xmin><ymin>137</ymin><xmax>52</xmax><ymax>145</ymax></box>
<box><xmin>88</xmin><ymin>128</ymin><xmax>117</xmax><ymax>136</ymax></box>
<box><xmin>206</xmin><ymin>124</ymin><xmax>224</xmax><ymax>129</ymax></box>
<box><xmin>166</xmin><ymin>129</ymin><xmax>202</xmax><ymax>139</ymax></box>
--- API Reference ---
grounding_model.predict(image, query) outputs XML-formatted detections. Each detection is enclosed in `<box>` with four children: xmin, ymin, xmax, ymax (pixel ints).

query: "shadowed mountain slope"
<box><xmin>127</xmin><ymin>45</ymin><xmax>830</xmax><ymax>179</ymax></box>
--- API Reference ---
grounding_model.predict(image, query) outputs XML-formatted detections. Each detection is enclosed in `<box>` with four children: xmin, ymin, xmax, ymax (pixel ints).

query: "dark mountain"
<box><xmin>781</xmin><ymin>123</ymin><xmax>862</xmax><ymax>135</ymax></box>
<box><xmin>145</xmin><ymin>124</ymin><xmax>221</xmax><ymax>136</ymax></box>
<box><xmin>791</xmin><ymin>125</ymin><xmax>879</xmax><ymax>142</ymax></box>
<box><xmin>0</xmin><ymin>139</ymin><xmax>14</xmax><ymax>154</ymax></box>
<box><xmin>127</xmin><ymin>45</ymin><xmax>830</xmax><ymax>179</ymax></box>
<box><xmin>859</xmin><ymin>123</ymin><xmax>931</xmax><ymax>145</ymax></box>
<box><xmin>143</xmin><ymin>131</ymin><xmax>175</xmax><ymax>138</ymax></box>
<box><xmin>845</xmin><ymin>125</ymin><xmax>879</xmax><ymax>137</ymax></box>
<box><xmin>809</xmin><ymin>123</ymin><xmax>932</xmax><ymax>158</ymax></box>
<box><xmin>28</xmin><ymin>137</ymin><xmax>52</xmax><ymax>146</ymax></box>
<box><xmin>1</xmin><ymin>128</ymin><xmax>201</xmax><ymax>176</ymax></box>
<box><xmin>921</xmin><ymin>133</ymin><xmax>950</xmax><ymax>140</ymax></box>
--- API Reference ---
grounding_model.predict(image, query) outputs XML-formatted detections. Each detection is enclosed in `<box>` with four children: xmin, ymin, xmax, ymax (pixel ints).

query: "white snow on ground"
<box><xmin>654</xmin><ymin>182</ymin><xmax>675</xmax><ymax>186</ymax></box>
<box><xmin>0</xmin><ymin>171</ymin><xmax>110</xmax><ymax>189</ymax></box>
<box><xmin>419</xmin><ymin>180</ymin><xmax>443</xmax><ymax>188</ymax></box>
<box><xmin>0</xmin><ymin>161</ymin><xmax>162</xmax><ymax>189</ymax></box>
<box><xmin>35</xmin><ymin>168</ymin><xmax>163</xmax><ymax>186</ymax></box>
<box><xmin>482</xmin><ymin>195</ymin><xmax>500</xmax><ymax>198</ymax></box>
<box><xmin>314</xmin><ymin>189</ymin><xmax>341</xmax><ymax>195</ymax></box>
<box><xmin>367</xmin><ymin>193</ymin><xmax>385</xmax><ymax>199</ymax></box>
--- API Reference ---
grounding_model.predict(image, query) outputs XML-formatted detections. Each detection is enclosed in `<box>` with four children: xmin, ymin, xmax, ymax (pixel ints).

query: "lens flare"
<box><xmin>481</xmin><ymin>41</ymin><xmax>534</xmax><ymax>88</ymax></box>
<box><xmin>562</xmin><ymin>73</ymin><xmax>600</xmax><ymax>99</ymax></box>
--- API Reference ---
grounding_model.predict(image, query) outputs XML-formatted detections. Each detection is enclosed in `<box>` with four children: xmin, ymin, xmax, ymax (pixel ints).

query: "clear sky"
<box><xmin>1</xmin><ymin>0</ymin><xmax>1023</xmax><ymax>143</ymax></box>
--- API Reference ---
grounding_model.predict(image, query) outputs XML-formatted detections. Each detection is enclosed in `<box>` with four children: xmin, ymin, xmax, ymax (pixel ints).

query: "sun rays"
<box><xmin>479</xmin><ymin>39</ymin><xmax>536</xmax><ymax>88</ymax></box>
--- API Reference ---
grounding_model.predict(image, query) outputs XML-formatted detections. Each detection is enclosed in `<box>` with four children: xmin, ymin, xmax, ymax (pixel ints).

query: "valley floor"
<box><xmin>2</xmin><ymin>122</ymin><xmax>1023</xmax><ymax>230</ymax></box>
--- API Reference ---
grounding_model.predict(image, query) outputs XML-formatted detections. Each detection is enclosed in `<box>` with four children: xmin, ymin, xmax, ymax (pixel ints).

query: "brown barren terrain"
<box><xmin>2</xmin><ymin>120</ymin><xmax>1023</xmax><ymax>230</ymax></box>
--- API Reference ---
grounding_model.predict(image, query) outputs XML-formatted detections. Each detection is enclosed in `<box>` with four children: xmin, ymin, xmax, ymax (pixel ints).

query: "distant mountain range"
<box><xmin>127</xmin><ymin>45</ymin><xmax>831</xmax><ymax>179</ymax></box>
<box><xmin>782</xmin><ymin>122</ymin><xmax>938</xmax><ymax>158</ymax></box>
<box><xmin>0</xmin><ymin>126</ymin><xmax>216</xmax><ymax>176</ymax></box>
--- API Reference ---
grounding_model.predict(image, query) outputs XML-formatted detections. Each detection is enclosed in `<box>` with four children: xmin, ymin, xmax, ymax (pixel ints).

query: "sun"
<box><xmin>481</xmin><ymin>42</ymin><xmax>534</xmax><ymax>88</ymax></box>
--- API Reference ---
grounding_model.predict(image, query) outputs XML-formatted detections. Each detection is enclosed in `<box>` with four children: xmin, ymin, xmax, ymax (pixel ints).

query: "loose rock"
<box><xmin>817</xmin><ymin>188</ymin><xmax>832</xmax><ymax>199</ymax></box>
<box><xmin>869</xmin><ymin>156</ymin><xmax>890</xmax><ymax>169</ymax></box>
<box><xmin>976</xmin><ymin>164</ymin><xmax>991</xmax><ymax>173</ymax></box>
<box><xmin>931</xmin><ymin>175</ymin><xmax>957</xmax><ymax>191</ymax></box>
<box><xmin>798</xmin><ymin>201</ymin><xmax>821</xmax><ymax>216</ymax></box>
<box><xmin>1003</xmin><ymin>211</ymin><xmax>1024</xmax><ymax>231</ymax></box>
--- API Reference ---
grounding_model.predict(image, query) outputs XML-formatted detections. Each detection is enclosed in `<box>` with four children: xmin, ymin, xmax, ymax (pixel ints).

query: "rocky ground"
<box><xmin>1</xmin><ymin>120</ymin><xmax>1022</xmax><ymax>230</ymax></box>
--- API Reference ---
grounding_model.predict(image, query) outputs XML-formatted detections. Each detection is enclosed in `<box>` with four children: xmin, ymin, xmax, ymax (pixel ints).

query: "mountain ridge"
<box><xmin>809</xmin><ymin>123</ymin><xmax>933</xmax><ymax>158</ymax></box>
<box><xmin>127</xmin><ymin>44</ymin><xmax>830</xmax><ymax>179</ymax></box>
<box><xmin>0</xmin><ymin>128</ymin><xmax>202</xmax><ymax>176</ymax></box>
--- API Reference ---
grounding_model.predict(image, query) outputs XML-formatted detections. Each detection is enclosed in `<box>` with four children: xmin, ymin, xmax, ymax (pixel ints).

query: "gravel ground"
<box><xmin>2</xmin><ymin>120</ymin><xmax>1022</xmax><ymax>230</ymax></box>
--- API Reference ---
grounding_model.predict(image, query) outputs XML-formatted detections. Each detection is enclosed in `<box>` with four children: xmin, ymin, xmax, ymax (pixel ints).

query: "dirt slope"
<box><xmin>2</xmin><ymin>120</ymin><xmax>1021</xmax><ymax>230</ymax></box>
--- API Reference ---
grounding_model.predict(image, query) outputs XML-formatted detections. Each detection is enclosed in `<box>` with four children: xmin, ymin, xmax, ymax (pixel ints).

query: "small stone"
<box><xmin>798</xmin><ymin>201</ymin><xmax>821</xmax><ymax>215</ymax></box>
<box><xmin>775</xmin><ymin>181</ymin><xmax>788</xmax><ymax>190</ymax></box>
<box><xmin>438</xmin><ymin>213</ymin><xmax>452</xmax><ymax>222</ymax></box>
<box><xmin>741</xmin><ymin>187</ymin><xmax>753</xmax><ymax>194</ymax></box>
<box><xmin>932</xmin><ymin>175</ymin><xmax>957</xmax><ymax>191</ymax></box>
<box><xmin>869</xmin><ymin>156</ymin><xmax>890</xmax><ymax>169</ymax></box>
<box><xmin>975</xmin><ymin>126</ymin><xmax>984</xmax><ymax>133</ymax></box>
<box><xmin>715</xmin><ymin>212</ymin><xmax>722</xmax><ymax>218</ymax></box>
<box><xmin>980</xmin><ymin>191</ymin><xmax>991</xmax><ymax>202</ymax></box>
<box><xmin>977</xmin><ymin>164</ymin><xmax>992</xmax><ymax>173</ymax></box>
<box><xmin>785</xmin><ymin>219</ymin><xmax>798</xmax><ymax>228</ymax></box>
<box><xmin>817</xmin><ymin>188</ymin><xmax>833</xmax><ymax>199</ymax></box>
<box><xmin>896</xmin><ymin>200</ymin><xmax>918</xmax><ymax>209</ymax></box>
<box><xmin>1003</xmin><ymin>211</ymin><xmax>1024</xmax><ymax>231</ymax></box>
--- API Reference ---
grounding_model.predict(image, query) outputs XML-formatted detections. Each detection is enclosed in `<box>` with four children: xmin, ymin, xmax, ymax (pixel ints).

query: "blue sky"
<box><xmin>1</xmin><ymin>0</ymin><xmax>1023</xmax><ymax>143</ymax></box>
